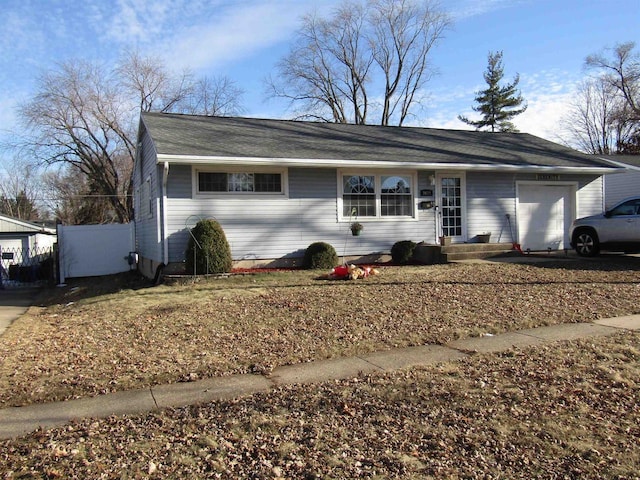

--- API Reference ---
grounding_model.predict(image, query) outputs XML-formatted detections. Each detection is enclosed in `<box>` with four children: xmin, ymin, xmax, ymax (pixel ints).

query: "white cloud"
<box><xmin>514</xmin><ymin>71</ymin><xmax>580</xmax><ymax>140</ymax></box>
<box><xmin>514</xmin><ymin>91</ymin><xmax>574</xmax><ymax>140</ymax></box>
<box><xmin>158</xmin><ymin>1</ymin><xmax>326</xmax><ymax>72</ymax></box>
<box><xmin>87</xmin><ymin>0</ymin><xmax>336</xmax><ymax>72</ymax></box>
<box><xmin>447</xmin><ymin>0</ymin><xmax>529</xmax><ymax>20</ymax></box>
<box><xmin>95</xmin><ymin>0</ymin><xmax>183</xmax><ymax>44</ymax></box>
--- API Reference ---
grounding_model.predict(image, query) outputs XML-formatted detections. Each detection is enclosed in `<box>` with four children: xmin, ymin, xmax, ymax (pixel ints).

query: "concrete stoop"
<box><xmin>414</xmin><ymin>242</ymin><xmax>515</xmax><ymax>263</ymax></box>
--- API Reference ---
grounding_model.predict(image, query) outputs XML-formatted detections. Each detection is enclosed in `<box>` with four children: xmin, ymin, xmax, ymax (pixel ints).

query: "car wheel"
<box><xmin>574</xmin><ymin>230</ymin><xmax>599</xmax><ymax>257</ymax></box>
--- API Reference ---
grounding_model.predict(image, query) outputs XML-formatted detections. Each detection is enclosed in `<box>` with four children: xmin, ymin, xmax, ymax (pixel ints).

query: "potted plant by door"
<box><xmin>350</xmin><ymin>222</ymin><xmax>363</xmax><ymax>236</ymax></box>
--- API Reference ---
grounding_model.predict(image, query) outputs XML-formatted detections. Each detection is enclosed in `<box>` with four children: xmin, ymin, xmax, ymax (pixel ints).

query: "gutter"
<box><xmin>162</xmin><ymin>161</ymin><xmax>169</xmax><ymax>266</ymax></box>
<box><xmin>597</xmin><ymin>156</ymin><xmax>640</xmax><ymax>172</ymax></box>
<box><xmin>156</xmin><ymin>154</ymin><xmax>620</xmax><ymax>175</ymax></box>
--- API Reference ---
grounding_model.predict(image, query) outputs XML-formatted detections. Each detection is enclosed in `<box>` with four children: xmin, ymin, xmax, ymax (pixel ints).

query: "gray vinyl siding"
<box><xmin>134</xmin><ymin>127</ymin><xmax>163</xmax><ymax>263</ymax></box>
<box><xmin>159</xmin><ymin>163</ymin><xmax>605</xmax><ymax>264</ymax></box>
<box><xmin>466</xmin><ymin>172</ymin><xmax>519</xmax><ymax>243</ymax></box>
<box><xmin>164</xmin><ymin>167</ymin><xmax>436</xmax><ymax>263</ymax></box>
<box><xmin>575</xmin><ymin>174</ymin><xmax>604</xmax><ymax>217</ymax></box>
<box><xmin>604</xmin><ymin>170</ymin><xmax>640</xmax><ymax>207</ymax></box>
<box><xmin>0</xmin><ymin>218</ymin><xmax>45</xmax><ymax>233</ymax></box>
<box><xmin>167</xmin><ymin>165</ymin><xmax>192</xmax><ymax>199</ymax></box>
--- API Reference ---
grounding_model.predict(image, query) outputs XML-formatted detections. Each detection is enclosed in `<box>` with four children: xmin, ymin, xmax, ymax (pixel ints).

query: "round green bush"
<box><xmin>303</xmin><ymin>242</ymin><xmax>339</xmax><ymax>269</ymax></box>
<box><xmin>185</xmin><ymin>219</ymin><xmax>232</xmax><ymax>274</ymax></box>
<box><xmin>391</xmin><ymin>240</ymin><xmax>417</xmax><ymax>264</ymax></box>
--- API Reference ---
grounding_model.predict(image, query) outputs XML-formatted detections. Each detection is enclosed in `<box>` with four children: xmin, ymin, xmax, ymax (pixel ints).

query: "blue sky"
<box><xmin>0</xmin><ymin>0</ymin><xmax>638</xmax><ymax>154</ymax></box>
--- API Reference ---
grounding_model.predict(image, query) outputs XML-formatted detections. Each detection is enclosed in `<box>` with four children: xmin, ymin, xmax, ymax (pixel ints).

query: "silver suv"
<box><xmin>570</xmin><ymin>196</ymin><xmax>640</xmax><ymax>256</ymax></box>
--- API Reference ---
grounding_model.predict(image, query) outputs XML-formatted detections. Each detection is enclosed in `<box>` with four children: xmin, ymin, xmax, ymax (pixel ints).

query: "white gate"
<box><xmin>57</xmin><ymin>224</ymin><xmax>135</xmax><ymax>283</ymax></box>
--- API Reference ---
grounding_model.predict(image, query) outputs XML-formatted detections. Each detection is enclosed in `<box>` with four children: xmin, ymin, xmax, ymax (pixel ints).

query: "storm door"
<box><xmin>436</xmin><ymin>173</ymin><xmax>466</xmax><ymax>241</ymax></box>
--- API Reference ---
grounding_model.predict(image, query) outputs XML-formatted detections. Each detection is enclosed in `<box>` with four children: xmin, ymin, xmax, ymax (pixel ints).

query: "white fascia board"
<box><xmin>597</xmin><ymin>156</ymin><xmax>640</xmax><ymax>172</ymax></box>
<box><xmin>157</xmin><ymin>154</ymin><xmax>619</xmax><ymax>175</ymax></box>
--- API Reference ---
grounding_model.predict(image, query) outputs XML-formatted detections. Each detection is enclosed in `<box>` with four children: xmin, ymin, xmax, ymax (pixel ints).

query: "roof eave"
<box><xmin>157</xmin><ymin>154</ymin><xmax>618</xmax><ymax>175</ymax></box>
<box><xmin>0</xmin><ymin>221</ymin><xmax>56</xmax><ymax>235</ymax></box>
<box><xmin>597</xmin><ymin>156</ymin><xmax>640</xmax><ymax>171</ymax></box>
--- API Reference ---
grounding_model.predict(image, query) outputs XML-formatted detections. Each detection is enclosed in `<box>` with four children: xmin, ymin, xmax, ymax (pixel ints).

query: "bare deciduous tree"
<box><xmin>370</xmin><ymin>0</ymin><xmax>450</xmax><ymax>125</ymax></box>
<box><xmin>561</xmin><ymin>42</ymin><xmax>640</xmax><ymax>154</ymax></box>
<box><xmin>117</xmin><ymin>51</ymin><xmax>245</xmax><ymax>117</ymax></box>
<box><xmin>560</xmin><ymin>78</ymin><xmax>626</xmax><ymax>154</ymax></box>
<box><xmin>269</xmin><ymin>2</ymin><xmax>372</xmax><ymax>123</ymax></box>
<box><xmin>17</xmin><ymin>52</ymin><xmax>244</xmax><ymax>224</ymax></box>
<box><xmin>0</xmin><ymin>158</ymin><xmax>42</xmax><ymax>221</ymax></box>
<box><xmin>180</xmin><ymin>76</ymin><xmax>245</xmax><ymax>116</ymax></box>
<box><xmin>268</xmin><ymin>0</ymin><xmax>450</xmax><ymax>126</ymax></box>
<box><xmin>116</xmin><ymin>50</ymin><xmax>193</xmax><ymax>113</ymax></box>
<box><xmin>40</xmin><ymin>166</ymin><xmax>117</xmax><ymax>225</ymax></box>
<box><xmin>19</xmin><ymin>60</ymin><xmax>135</xmax><ymax>223</ymax></box>
<box><xmin>586</xmin><ymin>41</ymin><xmax>640</xmax><ymax>121</ymax></box>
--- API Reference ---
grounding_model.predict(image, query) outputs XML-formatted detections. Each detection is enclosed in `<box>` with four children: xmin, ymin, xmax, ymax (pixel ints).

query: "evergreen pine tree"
<box><xmin>458</xmin><ymin>51</ymin><xmax>527</xmax><ymax>132</ymax></box>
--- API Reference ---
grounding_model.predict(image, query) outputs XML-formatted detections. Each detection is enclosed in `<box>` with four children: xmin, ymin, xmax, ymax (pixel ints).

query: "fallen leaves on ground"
<box><xmin>0</xmin><ymin>259</ymin><xmax>639</xmax><ymax>408</ymax></box>
<box><xmin>1</xmin><ymin>332</ymin><xmax>638</xmax><ymax>478</ymax></box>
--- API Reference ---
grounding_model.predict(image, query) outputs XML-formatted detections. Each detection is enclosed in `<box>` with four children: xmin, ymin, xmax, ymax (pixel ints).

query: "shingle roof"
<box><xmin>141</xmin><ymin>112</ymin><xmax>617</xmax><ymax>171</ymax></box>
<box><xmin>601</xmin><ymin>155</ymin><xmax>640</xmax><ymax>169</ymax></box>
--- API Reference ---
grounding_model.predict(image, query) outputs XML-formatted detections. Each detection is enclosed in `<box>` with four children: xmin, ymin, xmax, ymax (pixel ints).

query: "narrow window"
<box><xmin>343</xmin><ymin>175</ymin><xmax>376</xmax><ymax>217</ymax></box>
<box><xmin>381</xmin><ymin>175</ymin><xmax>413</xmax><ymax>216</ymax></box>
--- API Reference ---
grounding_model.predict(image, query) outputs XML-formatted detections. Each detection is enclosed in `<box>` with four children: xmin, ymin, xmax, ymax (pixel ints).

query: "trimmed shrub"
<box><xmin>303</xmin><ymin>242</ymin><xmax>339</xmax><ymax>269</ymax></box>
<box><xmin>391</xmin><ymin>240</ymin><xmax>417</xmax><ymax>264</ymax></box>
<box><xmin>185</xmin><ymin>219</ymin><xmax>232</xmax><ymax>274</ymax></box>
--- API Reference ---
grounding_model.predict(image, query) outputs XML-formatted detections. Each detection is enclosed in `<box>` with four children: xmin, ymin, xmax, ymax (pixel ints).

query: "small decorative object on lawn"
<box><xmin>350</xmin><ymin>222</ymin><xmax>363</xmax><ymax>236</ymax></box>
<box><xmin>327</xmin><ymin>264</ymin><xmax>379</xmax><ymax>280</ymax></box>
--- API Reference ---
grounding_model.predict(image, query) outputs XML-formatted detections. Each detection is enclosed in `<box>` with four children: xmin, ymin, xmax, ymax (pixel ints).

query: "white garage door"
<box><xmin>0</xmin><ymin>238</ymin><xmax>25</xmax><ymax>252</ymax></box>
<box><xmin>517</xmin><ymin>184</ymin><xmax>574</xmax><ymax>251</ymax></box>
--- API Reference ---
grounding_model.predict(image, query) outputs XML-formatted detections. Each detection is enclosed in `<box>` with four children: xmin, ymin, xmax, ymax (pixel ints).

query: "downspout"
<box><xmin>162</xmin><ymin>162</ymin><xmax>170</xmax><ymax>266</ymax></box>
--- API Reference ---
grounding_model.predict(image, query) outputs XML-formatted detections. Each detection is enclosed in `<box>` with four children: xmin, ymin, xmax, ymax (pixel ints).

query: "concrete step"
<box><xmin>414</xmin><ymin>242</ymin><xmax>516</xmax><ymax>263</ymax></box>
<box><xmin>441</xmin><ymin>242</ymin><xmax>511</xmax><ymax>254</ymax></box>
<box><xmin>444</xmin><ymin>249</ymin><xmax>515</xmax><ymax>261</ymax></box>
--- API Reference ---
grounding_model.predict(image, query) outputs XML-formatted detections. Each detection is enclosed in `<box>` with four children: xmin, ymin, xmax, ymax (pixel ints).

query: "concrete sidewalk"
<box><xmin>0</xmin><ymin>288</ymin><xmax>41</xmax><ymax>336</ymax></box>
<box><xmin>1</xmin><ymin>314</ymin><xmax>639</xmax><ymax>440</ymax></box>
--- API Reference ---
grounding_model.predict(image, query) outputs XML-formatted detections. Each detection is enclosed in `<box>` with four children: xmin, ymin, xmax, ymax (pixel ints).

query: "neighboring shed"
<box><xmin>0</xmin><ymin>214</ymin><xmax>56</xmax><ymax>253</ymax></box>
<box><xmin>0</xmin><ymin>214</ymin><xmax>56</xmax><ymax>286</ymax></box>
<box><xmin>601</xmin><ymin>155</ymin><xmax>640</xmax><ymax>207</ymax></box>
<box><xmin>133</xmin><ymin>113</ymin><xmax>620</xmax><ymax>278</ymax></box>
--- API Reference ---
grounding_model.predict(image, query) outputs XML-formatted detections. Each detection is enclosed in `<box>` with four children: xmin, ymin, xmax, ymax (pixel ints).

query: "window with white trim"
<box><xmin>341</xmin><ymin>172</ymin><xmax>414</xmax><ymax>218</ymax></box>
<box><xmin>343</xmin><ymin>175</ymin><xmax>375</xmax><ymax>216</ymax></box>
<box><xmin>197</xmin><ymin>170</ymin><xmax>284</xmax><ymax>194</ymax></box>
<box><xmin>381</xmin><ymin>175</ymin><xmax>412</xmax><ymax>216</ymax></box>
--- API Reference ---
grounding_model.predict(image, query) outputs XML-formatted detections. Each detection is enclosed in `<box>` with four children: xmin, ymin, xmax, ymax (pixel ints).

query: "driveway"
<box><xmin>0</xmin><ymin>288</ymin><xmax>40</xmax><ymax>336</ymax></box>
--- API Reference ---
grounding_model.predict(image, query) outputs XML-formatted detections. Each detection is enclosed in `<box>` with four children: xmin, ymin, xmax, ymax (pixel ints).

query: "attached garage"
<box><xmin>516</xmin><ymin>183</ymin><xmax>576</xmax><ymax>252</ymax></box>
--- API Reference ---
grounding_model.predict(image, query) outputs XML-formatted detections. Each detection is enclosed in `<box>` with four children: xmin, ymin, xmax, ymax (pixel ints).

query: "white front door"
<box><xmin>437</xmin><ymin>173</ymin><xmax>466</xmax><ymax>241</ymax></box>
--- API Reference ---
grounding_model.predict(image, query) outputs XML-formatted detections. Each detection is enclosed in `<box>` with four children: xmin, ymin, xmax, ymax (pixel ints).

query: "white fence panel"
<box><xmin>58</xmin><ymin>224</ymin><xmax>135</xmax><ymax>282</ymax></box>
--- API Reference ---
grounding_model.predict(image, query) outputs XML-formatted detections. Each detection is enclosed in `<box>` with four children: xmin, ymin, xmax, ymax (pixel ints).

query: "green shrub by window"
<box><xmin>303</xmin><ymin>242</ymin><xmax>339</xmax><ymax>269</ymax></box>
<box><xmin>391</xmin><ymin>240</ymin><xmax>417</xmax><ymax>264</ymax></box>
<box><xmin>185</xmin><ymin>219</ymin><xmax>233</xmax><ymax>274</ymax></box>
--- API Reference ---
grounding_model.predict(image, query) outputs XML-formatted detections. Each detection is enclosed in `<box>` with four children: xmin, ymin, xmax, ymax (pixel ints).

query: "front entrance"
<box><xmin>436</xmin><ymin>173</ymin><xmax>466</xmax><ymax>241</ymax></box>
